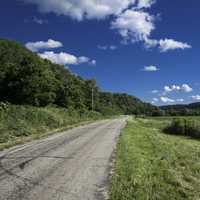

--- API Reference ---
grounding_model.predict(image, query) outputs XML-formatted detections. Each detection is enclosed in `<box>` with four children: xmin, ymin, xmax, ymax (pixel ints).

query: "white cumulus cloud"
<box><xmin>191</xmin><ymin>95</ymin><xmax>200</xmax><ymax>101</ymax></box>
<box><xmin>24</xmin><ymin>0</ymin><xmax>192</xmax><ymax>52</ymax></box>
<box><xmin>24</xmin><ymin>0</ymin><xmax>137</xmax><ymax>21</ymax></box>
<box><xmin>38</xmin><ymin>51</ymin><xmax>78</xmax><ymax>65</ymax></box>
<box><xmin>176</xmin><ymin>99</ymin><xmax>184</xmax><ymax>102</ymax></box>
<box><xmin>182</xmin><ymin>84</ymin><xmax>193</xmax><ymax>93</ymax></box>
<box><xmin>144</xmin><ymin>38</ymin><xmax>192</xmax><ymax>52</ymax></box>
<box><xmin>151</xmin><ymin>90</ymin><xmax>159</xmax><ymax>94</ymax></box>
<box><xmin>25</xmin><ymin>39</ymin><xmax>63</xmax><ymax>52</ymax></box>
<box><xmin>111</xmin><ymin>9</ymin><xmax>155</xmax><ymax>43</ymax></box>
<box><xmin>164</xmin><ymin>85</ymin><xmax>180</xmax><ymax>93</ymax></box>
<box><xmin>153</xmin><ymin>97</ymin><xmax>159</xmax><ymax>101</ymax></box>
<box><xmin>24</xmin><ymin>0</ymin><xmax>157</xmax><ymax>20</ymax></box>
<box><xmin>38</xmin><ymin>51</ymin><xmax>96</xmax><ymax>66</ymax></box>
<box><xmin>160</xmin><ymin>97</ymin><xmax>175</xmax><ymax>103</ymax></box>
<box><xmin>164</xmin><ymin>84</ymin><xmax>193</xmax><ymax>93</ymax></box>
<box><xmin>90</xmin><ymin>60</ymin><xmax>97</xmax><ymax>65</ymax></box>
<box><xmin>143</xmin><ymin>65</ymin><xmax>159</xmax><ymax>72</ymax></box>
<box><xmin>151</xmin><ymin>97</ymin><xmax>159</xmax><ymax>104</ymax></box>
<box><xmin>159</xmin><ymin>39</ymin><xmax>192</xmax><ymax>52</ymax></box>
<box><xmin>111</xmin><ymin>10</ymin><xmax>191</xmax><ymax>52</ymax></box>
<box><xmin>137</xmin><ymin>0</ymin><xmax>156</xmax><ymax>8</ymax></box>
<box><xmin>155</xmin><ymin>97</ymin><xmax>184</xmax><ymax>104</ymax></box>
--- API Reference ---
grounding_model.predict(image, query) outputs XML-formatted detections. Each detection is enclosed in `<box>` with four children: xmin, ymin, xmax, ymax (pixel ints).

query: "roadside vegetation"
<box><xmin>110</xmin><ymin>117</ymin><xmax>200</xmax><ymax>200</ymax></box>
<box><xmin>163</xmin><ymin>118</ymin><xmax>200</xmax><ymax>139</ymax></box>
<box><xmin>0</xmin><ymin>103</ymin><xmax>102</xmax><ymax>150</ymax></box>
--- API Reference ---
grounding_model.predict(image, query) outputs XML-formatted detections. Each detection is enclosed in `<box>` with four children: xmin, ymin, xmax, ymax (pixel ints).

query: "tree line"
<box><xmin>0</xmin><ymin>39</ymin><xmax>162</xmax><ymax>116</ymax></box>
<box><xmin>160</xmin><ymin>103</ymin><xmax>200</xmax><ymax>116</ymax></box>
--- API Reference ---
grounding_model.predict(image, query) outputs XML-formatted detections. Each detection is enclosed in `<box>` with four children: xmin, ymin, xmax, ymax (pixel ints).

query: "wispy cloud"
<box><xmin>143</xmin><ymin>65</ymin><xmax>159</xmax><ymax>72</ymax></box>
<box><xmin>98</xmin><ymin>45</ymin><xmax>117</xmax><ymax>50</ymax></box>
<box><xmin>24</xmin><ymin>16</ymin><xmax>48</xmax><ymax>25</ymax></box>
<box><xmin>33</xmin><ymin>16</ymin><xmax>48</xmax><ymax>25</ymax></box>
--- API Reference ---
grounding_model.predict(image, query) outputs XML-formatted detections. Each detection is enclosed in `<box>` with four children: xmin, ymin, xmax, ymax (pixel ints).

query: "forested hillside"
<box><xmin>160</xmin><ymin>102</ymin><xmax>200</xmax><ymax>116</ymax></box>
<box><xmin>0</xmin><ymin>39</ymin><xmax>160</xmax><ymax>116</ymax></box>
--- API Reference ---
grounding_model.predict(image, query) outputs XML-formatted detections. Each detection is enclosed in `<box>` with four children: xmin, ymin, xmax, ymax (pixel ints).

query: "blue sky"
<box><xmin>1</xmin><ymin>0</ymin><xmax>200</xmax><ymax>105</ymax></box>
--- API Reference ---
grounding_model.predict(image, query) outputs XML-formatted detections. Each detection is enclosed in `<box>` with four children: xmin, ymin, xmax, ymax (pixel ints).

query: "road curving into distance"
<box><xmin>0</xmin><ymin>118</ymin><xmax>127</xmax><ymax>200</ymax></box>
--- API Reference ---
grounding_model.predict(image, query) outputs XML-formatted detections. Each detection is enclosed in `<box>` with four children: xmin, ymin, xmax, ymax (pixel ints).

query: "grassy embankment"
<box><xmin>0</xmin><ymin>103</ymin><xmax>103</xmax><ymax>150</ymax></box>
<box><xmin>110</xmin><ymin>117</ymin><xmax>200</xmax><ymax>200</ymax></box>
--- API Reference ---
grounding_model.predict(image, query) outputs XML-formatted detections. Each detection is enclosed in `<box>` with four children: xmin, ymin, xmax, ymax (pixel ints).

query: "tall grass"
<box><xmin>0</xmin><ymin>102</ymin><xmax>102</xmax><ymax>144</ymax></box>
<box><xmin>163</xmin><ymin>118</ymin><xmax>200</xmax><ymax>139</ymax></box>
<box><xmin>109</xmin><ymin>118</ymin><xmax>200</xmax><ymax>200</ymax></box>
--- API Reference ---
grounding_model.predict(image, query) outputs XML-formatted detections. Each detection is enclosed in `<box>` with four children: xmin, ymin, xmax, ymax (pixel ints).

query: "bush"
<box><xmin>163</xmin><ymin>118</ymin><xmax>200</xmax><ymax>139</ymax></box>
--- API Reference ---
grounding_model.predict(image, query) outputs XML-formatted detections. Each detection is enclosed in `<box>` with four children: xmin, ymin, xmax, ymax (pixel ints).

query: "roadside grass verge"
<box><xmin>109</xmin><ymin>118</ymin><xmax>200</xmax><ymax>200</ymax></box>
<box><xmin>0</xmin><ymin>104</ymin><xmax>103</xmax><ymax>150</ymax></box>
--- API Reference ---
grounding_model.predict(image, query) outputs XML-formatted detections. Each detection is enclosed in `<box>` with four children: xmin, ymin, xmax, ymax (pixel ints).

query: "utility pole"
<box><xmin>92</xmin><ymin>87</ymin><xmax>94</xmax><ymax>111</ymax></box>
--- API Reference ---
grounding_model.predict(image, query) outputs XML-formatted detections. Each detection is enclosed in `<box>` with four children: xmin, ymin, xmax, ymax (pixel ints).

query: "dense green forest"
<box><xmin>0</xmin><ymin>39</ymin><xmax>161</xmax><ymax>116</ymax></box>
<box><xmin>160</xmin><ymin>103</ymin><xmax>200</xmax><ymax>116</ymax></box>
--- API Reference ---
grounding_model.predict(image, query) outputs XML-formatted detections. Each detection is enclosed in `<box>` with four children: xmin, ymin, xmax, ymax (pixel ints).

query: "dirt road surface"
<box><xmin>0</xmin><ymin>118</ymin><xmax>126</xmax><ymax>200</ymax></box>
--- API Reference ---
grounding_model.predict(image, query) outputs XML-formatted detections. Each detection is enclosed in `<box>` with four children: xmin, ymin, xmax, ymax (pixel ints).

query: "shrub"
<box><xmin>163</xmin><ymin>118</ymin><xmax>200</xmax><ymax>139</ymax></box>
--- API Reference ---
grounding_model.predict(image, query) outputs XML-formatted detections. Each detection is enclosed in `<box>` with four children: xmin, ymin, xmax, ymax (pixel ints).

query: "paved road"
<box><xmin>0</xmin><ymin>118</ymin><xmax>126</xmax><ymax>200</ymax></box>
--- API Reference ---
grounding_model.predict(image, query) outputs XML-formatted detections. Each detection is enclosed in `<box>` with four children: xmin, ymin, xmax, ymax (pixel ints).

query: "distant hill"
<box><xmin>0</xmin><ymin>39</ymin><xmax>160</xmax><ymax>116</ymax></box>
<box><xmin>160</xmin><ymin>102</ymin><xmax>200</xmax><ymax>116</ymax></box>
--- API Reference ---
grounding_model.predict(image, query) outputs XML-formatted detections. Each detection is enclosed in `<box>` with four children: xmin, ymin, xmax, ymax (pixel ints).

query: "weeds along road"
<box><xmin>0</xmin><ymin>118</ymin><xmax>126</xmax><ymax>200</ymax></box>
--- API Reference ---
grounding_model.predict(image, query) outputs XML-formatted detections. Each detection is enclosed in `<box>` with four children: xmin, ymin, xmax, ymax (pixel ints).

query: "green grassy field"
<box><xmin>109</xmin><ymin>117</ymin><xmax>200</xmax><ymax>200</ymax></box>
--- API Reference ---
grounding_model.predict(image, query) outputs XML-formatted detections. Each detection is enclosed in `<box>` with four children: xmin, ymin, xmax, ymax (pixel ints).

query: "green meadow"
<box><xmin>110</xmin><ymin>117</ymin><xmax>200</xmax><ymax>200</ymax></box>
